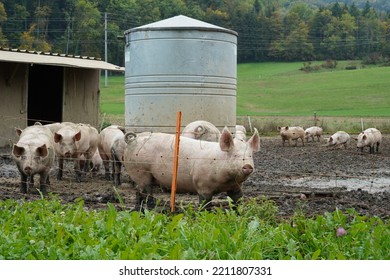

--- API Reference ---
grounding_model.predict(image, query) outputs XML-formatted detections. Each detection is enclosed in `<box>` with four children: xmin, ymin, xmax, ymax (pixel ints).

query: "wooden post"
<box><xmin>170</xmin><ymin>111</ymin><xmax>182</xmax><ymax>212</ymax></box>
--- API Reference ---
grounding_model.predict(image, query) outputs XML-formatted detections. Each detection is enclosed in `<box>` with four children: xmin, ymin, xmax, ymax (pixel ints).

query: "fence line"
<box><xmin>1</xmin><ymin>115</ymin><xmax>390</xmax><ymax>195</ymax></box>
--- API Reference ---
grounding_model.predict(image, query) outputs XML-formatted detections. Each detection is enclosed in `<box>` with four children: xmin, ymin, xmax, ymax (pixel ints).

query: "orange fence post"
<box><xmin>171</xmin><ymin>111</ymin><xmax>182</xmax><ymax>212</ymax></box>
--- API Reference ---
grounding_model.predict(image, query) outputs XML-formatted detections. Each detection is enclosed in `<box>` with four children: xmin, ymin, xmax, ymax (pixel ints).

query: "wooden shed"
<box><xmin>0</xmin><ymin>47</ymin><xmax>123</xmax><ymax>148</ymax></box>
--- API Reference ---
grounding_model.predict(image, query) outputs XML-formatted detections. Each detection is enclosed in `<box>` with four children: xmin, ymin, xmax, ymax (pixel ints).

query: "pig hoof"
<box><xmin>146</xmin><ymin>197</ymin><xmax>156</xmax><ymax>209</ymax></box>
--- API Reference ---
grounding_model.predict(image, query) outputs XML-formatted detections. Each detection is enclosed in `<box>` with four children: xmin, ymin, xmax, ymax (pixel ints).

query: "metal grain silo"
<box><xmin>124</xmin><ymin>15</ymin><xmax>237</xmax><ymax>132</ymax></box>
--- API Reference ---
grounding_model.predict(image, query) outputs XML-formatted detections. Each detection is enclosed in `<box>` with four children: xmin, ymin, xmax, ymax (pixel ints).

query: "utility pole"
<box><xmin>104</xmin><ymin>12</ymin><xmax>108</xmax><ymax>87</ymax></box>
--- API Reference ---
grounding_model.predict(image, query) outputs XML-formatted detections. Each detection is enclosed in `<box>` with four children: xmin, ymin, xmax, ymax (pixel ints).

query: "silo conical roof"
<box><xmin>125</xmin><ymin>15</ymin><xmax>237</xmax><ymax>36</ymax></box>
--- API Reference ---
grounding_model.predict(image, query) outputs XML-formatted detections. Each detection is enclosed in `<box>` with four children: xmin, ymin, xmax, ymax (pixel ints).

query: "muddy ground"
<box><xmin>1</xmin><ymin>134</ymin><xmax>389</xmax><ymax>219</ymax></box>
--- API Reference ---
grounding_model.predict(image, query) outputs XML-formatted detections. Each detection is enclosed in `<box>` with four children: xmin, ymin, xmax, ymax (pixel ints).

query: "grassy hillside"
<box><xmin>101</xmin><ymin>61</ymin><xmax>390</xmax><ymax>118</ymax></box>
<box><xmin>237</xmin><ymin>61</ymin><xmax>390</xmax><ymax>117</ymax></box>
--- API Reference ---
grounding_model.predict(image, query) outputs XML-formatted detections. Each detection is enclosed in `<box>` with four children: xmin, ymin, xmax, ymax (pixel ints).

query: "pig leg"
<box><xmin>376</xmin><ymin>142</ymin><xmax>380</xmax><ymax>153</ymax></box>
<box><xmin>57</xmin><ymin>157</ymin><xmax>64</xmax><ymax>180</ymax></box>
<box><xmin>112</xmin><ymin>149</ymin><xmax>122</xmax><ymax>186</ymax></box>
<box><xmin>198</xmin><ymin>193</ymin><xmax>213</xmax><ymax>209</ymax></box>
<box><xmin>113</xmin><ymin>161</ymin><xmax>122</xmax><ymax>186</ymax></box>
<box><xmin>227</xmin><ymin>189</ymin><xmax>244</xmax><ymax>204</ymax></box>
<box><xmin>38</xmin><ymin>172</ymin><xmax>49</xmax><ymax>195</ymax></box>
<box><xmin>99</xmin><ymin>151</ymin><xmax>111</xmax><ymax>180</ymax></box>
<box><xmin>135</xmin><ymin>183</ymin><xmax>156</xmax><ymax>210</ymax></box>
<box><xmin>20</xmin><ymin>172</ymin><xmax>28</xmax><ymax>193</ymax></box>
<box><xmin>74</xmin><ymin>158</ymin><xmax>82</xmax><ymax>183</ymax></box>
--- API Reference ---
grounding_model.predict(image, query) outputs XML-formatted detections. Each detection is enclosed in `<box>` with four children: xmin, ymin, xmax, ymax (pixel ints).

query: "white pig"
<box><xmin>356</xmin><ymin>128</ymin><xmax>382</xmax><ymax>153</ymax></box>
<box><xmin>98</xmin><ymin>125</ymin><xmax>126</xmax><ymax>185</ymax></box>
<box><xmin>79</xmin><ymin>149</ymin><xmax>103</xmax><ymax>174</ymax></box>
<box><xmin>123</xmin><ymin>127</ymin><xmax>260</xmax><ymax>209</ymax></box>
<box><xmin>44</xmin><ymin>121</ymin><xmax>75</xmax><ymax>134</ymax></box>
<box><xmin>326</xmin><ymin>131</ymin><xmax>350</xmax><ymax>149</ymax></box>
<box><xmin>304</xmin><ymin>126</ymin><xmax>323</xmax><ymax>142</ymax></box>
<box><xmin>12</xmin><ymin>123</ymin><xmax>55</xmax><ymax>194</ymax></box>
<box><xmin>277</xmin><ymin>126</ymin><xmax>305</xmax><ymax>146</ymax></box>
<box><xmin>234</xmin><ymin>125</ymin><xmax>247</xmax><ymax>141</ymax></box>
<box><xmin>53</xmin><ymin>123</ymin><xmax>100</xmax><ymax>182</ymax></box>
<box><xmin>181</xmin><ymin>120</ymin><xmax>221</xmax><ymax>142</ymax></box>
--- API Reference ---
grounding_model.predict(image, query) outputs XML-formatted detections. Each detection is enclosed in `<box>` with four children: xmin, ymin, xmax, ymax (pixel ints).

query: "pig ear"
<box><xmin>15</xmin><ymin>128</ymin><xmax>23</xmax><ymax>137</ymax></box>
<box><xmin>362</xmin><ymin>135</ymin><xmax>367</xmax><ymax>140</ymax></box>
<box><xmin>277</xmin><ymin>126</ymin><xmax>281</xmax><ymax>131</ymax></box>
<box><xmin>36</xmin><ymin>144</ymin><xmax>48</xmax><ymax>158</ymax></box>
<box><xmin>219</xmin><ymin>127</ymin><xmax>234</xmax><ymax>152</ymax></box>
<box><xmin>124</xmin><ymin>131</ymin><xmax>137</xmax><ymax>144</ymax></box>
<box><xmin>54</xmin><ymin>132</ymin><xmax>62</xmax><ymax>143</ymax></box>
<box><xmin>74</xmin><ymin>130</ymin><xmax>82</xmax><ymax>141</ymax></box>
<box><xmin>12</xmin><ymin>144</ymin><xmax>25</xmax><ymax>157</ymax></box>
<box><xmin>248</xmin><ymin>128</ymin><xmax>260</xmax><ymax>152</ymax></box>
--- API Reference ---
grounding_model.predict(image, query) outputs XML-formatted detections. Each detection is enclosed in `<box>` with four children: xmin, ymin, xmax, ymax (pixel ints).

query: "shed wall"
<box><xmin>63</xmin><ymin>68</ymin><xmax>100</xmax><ymax>128</ymax></box>
<box><xmin>0</xmin><ymin>63</ymin><xmax>101</xmax><ymax>149</ymax></box>
<box><xmin>0</xmin><ymin>62</ymin><xmax>28</xmax><ymax>148</ymax></box>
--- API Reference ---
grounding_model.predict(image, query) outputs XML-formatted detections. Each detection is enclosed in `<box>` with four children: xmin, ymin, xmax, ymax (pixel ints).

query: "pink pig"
<box><xmin>123</xmin><ymin>127</ymin><xmax>260</xmax><ymax>209</ymax></box>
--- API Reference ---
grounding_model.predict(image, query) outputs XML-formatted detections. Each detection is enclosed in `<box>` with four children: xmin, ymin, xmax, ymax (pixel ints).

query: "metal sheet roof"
<box><xmin>126</xmin><ymin>15</ymin><xmax>237</xmax><ymax>36</ymax></box>
<box><xmin>0</xmin><ymin>48</ymin><xmax>124</xmax><ymax>72</ymax></box>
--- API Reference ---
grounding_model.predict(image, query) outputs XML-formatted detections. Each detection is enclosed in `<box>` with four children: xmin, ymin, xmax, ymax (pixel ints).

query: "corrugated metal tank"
<box><xmin>124</xmin><ymin>15</ymin><xmax>237</xmax><ymax>133</ymax></box>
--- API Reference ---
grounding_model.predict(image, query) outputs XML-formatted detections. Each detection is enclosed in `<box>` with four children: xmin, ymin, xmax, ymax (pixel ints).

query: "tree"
<box><xmin>0</xmin><ymin>2</ymin><xmax>8</xmax><ymax>46</ymax></box>
<box><xmin>19</xmin><ymin>23</ymin><xmax>51</xmax><ymax>51</ymax></box>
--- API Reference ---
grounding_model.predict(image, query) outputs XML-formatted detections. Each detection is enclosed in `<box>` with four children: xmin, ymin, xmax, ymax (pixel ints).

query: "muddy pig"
<box><xmin>124</xmin><ymin>127</ymin><xmax>260</xmax><ymax>209</ymax></box>
<box><xmin>53</xmin><ymin>123</ymin><xmax>100</xmax><ymax>182</ymax></box>
<box><xmin>98</xmin><ymin>125</ymin><xmax>126</xmax><ymax>185</ymax></box>
<box><xmin>278</xmin><ymin>126</ymin><xmax>305</xmax><ymax>146</ymax></box>
<box><xmin>181</xmin><ymin>120</ymin><xmax>221</xmax><ymax>142</ymax></box>
<box><xmin>326</xmin><ymin>131</ymin><xmax>350</xmax><ymax>149</ymax></box>
<box><xmin>356</xmin><ymin>128</ymin><xmax>382</xmax><ymax>153</ymax></box>
<box><xmin>304</xmin><ymin>126</ymin><xmax>323</xmax><ymax>142</ymax></box>
<box><xmin>12</xmin><ymin>123</ymin><xmax>55</xmax><ymax>194</ymax></box>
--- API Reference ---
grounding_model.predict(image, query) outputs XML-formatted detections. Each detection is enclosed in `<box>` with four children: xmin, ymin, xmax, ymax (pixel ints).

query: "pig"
<box><xmin>44</xmin><ymin>122</ymin><xmax>75</xmax><ymax>134</ymax></box>
<box><xmin>98</xmin><ymin>125</ymin><xmax>126</xmax><ymax>185</ymax></box>
<box><xmin>123</xmin><ymin>127</ymin><xmax>260</xmax><ymax>209</ymax></box>
<box><xmin>79</xmin><ymin>149</ymin><xmax>103</xmax><ymax>174</ymax></box>
<box><xmin>356</xmin><ymin>128</ymin><xmax>382</xmax><ymax>153</ymax></box>
<box><xmin>53</xmin><ymin>123</ymin><xmax>100</xmax><ymax>182</ymax></box>
<box><xmin>181</xmin><ymin>120</ymin><xmax>221</xmax><ymax>142</ymax></box>
<box><xmin>234</xmin><ymin>125</ymin><xmax>247</xmax><ymax>141</ymax></box>
<box><xmin>326</xmin><ymin>131</ymin><xmax>350</xmax><ymax>149</ymax></box>
<box><xmin>277</xmin><ymin>126</ymin><xmax>305</xmax><ymax>146</ymax></box>
<box><xmin>304</xmin><ymin>126</ymin><xmax>323</xmax><ymax>142</ymax></box>
<box><xmin>12</xmin><ymin>123</ymin><xmax>55</xmax><ymax>194</ymax></box>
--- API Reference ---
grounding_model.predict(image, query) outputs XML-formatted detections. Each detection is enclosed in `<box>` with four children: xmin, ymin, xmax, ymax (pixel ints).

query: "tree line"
<box><xmin>0</xmin><ymin>0</ymin><xmax>389</xmax><ymax>66</ymax></box>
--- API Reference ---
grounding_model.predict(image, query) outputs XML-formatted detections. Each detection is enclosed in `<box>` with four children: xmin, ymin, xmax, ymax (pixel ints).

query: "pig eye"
<box><xmin>34</xmin><ymin>156</ymin><xmax>41</xmax><ymax>161</ymax></box>
<box><xmin>21</xmin><ymin>155</ymin><xmax>27</xmax><ymax>160</ymax></box>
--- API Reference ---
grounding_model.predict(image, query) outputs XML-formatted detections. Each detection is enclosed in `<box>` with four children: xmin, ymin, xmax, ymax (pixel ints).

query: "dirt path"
<box><xmin>1</xmin><ymin>134</ymin><xmax>389</xmax><ymax>219</ymax></box>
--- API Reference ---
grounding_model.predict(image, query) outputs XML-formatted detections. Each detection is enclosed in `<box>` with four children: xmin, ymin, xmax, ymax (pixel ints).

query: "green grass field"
<box><xmin>236</xmin><ymin>61</ymin><xmax>390</xmax><ymax>117</ymax></box>
<box><xmin>101</xmin><ymin>61</ymin><xmax>390</xmax><ymax>117</ymax></box>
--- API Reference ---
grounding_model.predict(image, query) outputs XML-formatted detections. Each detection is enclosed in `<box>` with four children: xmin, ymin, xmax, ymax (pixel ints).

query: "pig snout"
<box><xmin>242</xmin><ymin>164</ymin><xmax>254</xmax><ymax>175</ymax></box>
<box><xmin>24</xmin><ymin>166</ymin><xmax>32</xmax><ymax>175</ymax></box>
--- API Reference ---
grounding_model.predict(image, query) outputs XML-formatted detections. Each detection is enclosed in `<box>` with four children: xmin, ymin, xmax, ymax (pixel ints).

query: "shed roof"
<box><xmin>126</xmin><ymin>15</ymin><xmax>237</xmax><ymax>36</ymax></box>
<box><xmin>0</xmin><ymin>48</ymin><xmax>124</xmax><ymax>72</ymax></box>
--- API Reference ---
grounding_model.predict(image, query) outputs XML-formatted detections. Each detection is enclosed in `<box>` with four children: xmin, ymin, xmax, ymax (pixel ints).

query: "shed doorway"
<box><xmin>27</xmin><ymin>64</ymin><xmax>63</xmax><ymax>126</ymax></box>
